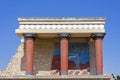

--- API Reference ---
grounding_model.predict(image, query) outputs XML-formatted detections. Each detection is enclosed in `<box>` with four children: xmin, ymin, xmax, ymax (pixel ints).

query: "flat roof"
<box><xmin>18</xmin><ymin>17</ymin><xmax>106</xmax><ymax>22</ymax></box>
<box><xmin>16</xmin><ymin>17</ymin><xmax>106</xmax><ymax>37</ymax></box>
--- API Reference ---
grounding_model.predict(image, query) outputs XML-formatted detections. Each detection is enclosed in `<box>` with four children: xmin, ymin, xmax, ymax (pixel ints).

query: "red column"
<box><xmin>58</xmin><ymin>34</ymin><xmax>70</xmax><ymax>75</ymax></box>
<box><xmin>24</xmin><ymin>34</ymin><xmax>36</xmax><ymax>75</ymax></box>
<box><xmin>91</xmin><ymin>33</ymin><xmax>105</xmax><ymax>75</ymax></box>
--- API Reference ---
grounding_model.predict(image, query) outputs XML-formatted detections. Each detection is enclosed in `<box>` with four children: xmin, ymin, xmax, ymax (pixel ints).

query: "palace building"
<box><xmin>0</xmin><ymin>18</ymin><xmax>113</xmax><ymax>80</ymax></box>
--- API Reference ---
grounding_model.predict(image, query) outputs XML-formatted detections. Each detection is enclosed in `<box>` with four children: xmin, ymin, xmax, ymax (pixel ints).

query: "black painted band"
<box><xmin>58</xmin><ymin>33</ymin><xmax>71</xmax><ymax>40</ymax></box>
<box><xmin>24</xmin><ymin>34</ymin><xmax>36</xmax><ymax>40</ymax></box>
<box><xmin>91</xmin><ymin>33</ymin><xmax>106</xmax><ymax>40</ymax></box>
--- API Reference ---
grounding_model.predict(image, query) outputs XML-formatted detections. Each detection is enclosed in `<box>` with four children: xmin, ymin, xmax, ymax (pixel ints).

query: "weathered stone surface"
<box><xmin>0</xmin><ymin>41</ymin><xmax>25</xmax><ymax>76</ymax></box>
<box><xmin>0</xmin><ymin>38</ymin><xmax>55</xmax><ymax>76</ymax></box>
<box><xmin>0</xmin><ymin>38</ymin><xmax>114</xmax><ymax>80</ymax></box>
<box><xmin>0</xmin><ymin>75</ymin><xmax>114</xmax><ymax>80</ymax></box>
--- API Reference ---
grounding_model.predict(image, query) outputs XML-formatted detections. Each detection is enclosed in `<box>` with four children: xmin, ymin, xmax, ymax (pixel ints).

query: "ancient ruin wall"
<box><xmin>0</xmin><ymin>38</ymin><xmax>91</xmax><ymax>76</ymax></box>
<box><xmin>0</xmin><ymin>41</ymin><xmax>25</xmax><ymax>76</ymax></box>
<box><xmin>0</xmin><ymin>38</ymin><xmax>56</xmax><ymax>76</ymax></box>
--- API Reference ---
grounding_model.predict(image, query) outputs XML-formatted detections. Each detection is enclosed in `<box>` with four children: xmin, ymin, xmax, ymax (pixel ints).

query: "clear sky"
<box><xmin>0</xmin><ymin>0</ymin><xmax>120</xmax><ymax>76</ymax></box>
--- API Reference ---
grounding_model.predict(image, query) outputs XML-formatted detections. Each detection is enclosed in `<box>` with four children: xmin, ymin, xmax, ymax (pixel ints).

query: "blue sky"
<box><xmin>0</xmin><ymin>0</ymin><xmax>120</xmax><ymax>75</ymax></box>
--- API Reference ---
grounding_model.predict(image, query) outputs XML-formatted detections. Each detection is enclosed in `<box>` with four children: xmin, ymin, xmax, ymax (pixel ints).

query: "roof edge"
<box><xmin>18</xmin><ymin>17</ymin><xmax>106</xmax><ymax>22</ymax></box>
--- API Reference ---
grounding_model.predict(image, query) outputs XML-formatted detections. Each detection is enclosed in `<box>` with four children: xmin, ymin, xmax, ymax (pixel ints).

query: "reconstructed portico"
<box><xmin>0</xmin><ymin>18</ymin><xmax>114</xmax><ymax>80</ymax></box>
<box><xmin>16</xmin><ymin>18</ymin><xmax>105</xmax><ymax>75</ymax></box>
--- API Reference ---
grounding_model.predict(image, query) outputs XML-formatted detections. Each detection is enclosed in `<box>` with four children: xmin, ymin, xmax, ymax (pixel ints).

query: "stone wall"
<box><xmin>0</xmin><ymin>37</ymin><xmax>91</xmax><ymax>76</ymax></box>
<box><xmin>33</xmin><ymin>38</ymin><xmax>55</xmax><ymax>74</ymax></box>
<box><xmin>89</xmin><ymin>39</ymin><xmax>96</xmax><ymax>75</ymax></box>
<box><xmin>0</xmin><ymin>38</ymin><xmax>56</xmax><ymax>76</ymax></box>
<box><xmin>0</xmin><ymin>41</ymin><xmax>25</xmax><ymax>76</ymax></box>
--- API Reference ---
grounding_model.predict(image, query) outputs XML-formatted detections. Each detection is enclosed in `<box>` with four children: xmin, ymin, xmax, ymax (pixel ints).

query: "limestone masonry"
<box><xmin>0</xmin><ymin>18</ymin><xmax>113</xmax><ymax>80</ymax></box>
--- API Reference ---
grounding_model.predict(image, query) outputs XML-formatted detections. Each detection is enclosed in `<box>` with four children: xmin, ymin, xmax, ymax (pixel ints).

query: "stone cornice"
<box><xmin>18</xmin><ymin>18</ymin><xmax>106</xmax><ymax>25</ymax></box>
<box><xmin>18</xmin><ymin>24</ymin><xmax>105</xmax><ymax>30</ymax></box>
<box><xmin>16</xmin><ymin>17</ymin><xmax>106</xmax><ymax>37</ymax></box>
<box><xmin>18</xmin><ymin>17</ymin><xmax>105</xmax><ymax>22</ymax></box>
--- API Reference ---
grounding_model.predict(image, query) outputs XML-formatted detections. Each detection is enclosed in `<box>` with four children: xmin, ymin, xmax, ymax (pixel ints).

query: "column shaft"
<box><xmin>60</xmin><ymin>38</ymin><xmax>68</xmax><ymax>75</ymax></box>
<box><xmin>95</xmin><ymin>39</ymin><xmax>103</xmax><ymax>75</ymax></box>
<box><xmin>91</xmin><ymin>33</ymin><xmax>105</xmax><ymax>75</ymax></box>
<box><xmin>24</xmin><ymin>34</ymin><xmax>36</xmax><ymax>75</ymax></box>
<box><xmin>58</xmin><ymin>33</ymin><xmax>70</xmax><ymax>75</ymax></box>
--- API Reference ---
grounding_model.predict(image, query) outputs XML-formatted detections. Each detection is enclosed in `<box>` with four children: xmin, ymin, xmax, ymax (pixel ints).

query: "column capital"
<box><xmin>91</xmin><ymin>33</ymin><xmax>106</xmax><ymax>40</ymax></box>
<box><xmin>58</xmin><ymin>33</ymin><xmax>71</xmax><ymax>40</ymax></box>
<box><xmin>23</xmin><ymin>34</ymin><xmax>37</xmax><ymax>40</ymax></box>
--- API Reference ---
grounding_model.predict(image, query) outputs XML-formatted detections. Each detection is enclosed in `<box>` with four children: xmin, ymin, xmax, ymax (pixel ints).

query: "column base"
<box><xmin>96</xmin><ymin>72</ymin><xmax>103</xmax><ymax>75</ymax></box>
<box><xmin>26</xmin><ymin>72</ymin><xmax>33</xmax><ymax>75</ymax></box>
<box><xmin>60</xmin><ymin>72</ymin><xmax>68</xmax><ymax>75</ymax></box>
